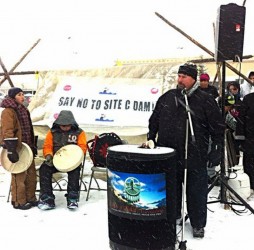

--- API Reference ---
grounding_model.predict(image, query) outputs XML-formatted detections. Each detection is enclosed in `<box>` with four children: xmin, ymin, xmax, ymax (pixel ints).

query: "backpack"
<box><xmin>87</xmin><ymin>132</ymin><xmax>123</xmax><ymax>167</ymax></box>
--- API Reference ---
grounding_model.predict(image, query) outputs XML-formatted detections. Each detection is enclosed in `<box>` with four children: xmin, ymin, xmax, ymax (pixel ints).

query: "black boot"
<box><xmin>193</xmin><ymin>227</ymin><xmax>205</xmax><ymax>238</ymax></box>
<box><xmin>12</xmin><ymin>201</ymin><xmax>32</xmax><ymax>210</ymax></box>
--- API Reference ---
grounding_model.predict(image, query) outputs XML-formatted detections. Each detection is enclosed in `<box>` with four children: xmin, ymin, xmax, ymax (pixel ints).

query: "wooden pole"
<box><xmin>0</xmin><ymin>57</ymin><xmax>14</xmax><ymax>87</ymax></box>
<box><xmin>216</xmin><ymin>63</ymin><xmax>222</xmax><ymax>96</ymax></box>
<box><xmin>155</xmin><ymin>12</ymin><xmax>253</xmax><ymax>84</ymax></box>
<box><xmin>189</xmin><ymin>54</ymin><xmax>252</xmax><ymax>63</ymax></box>
<box><xmin>212</xmin><ymin>21</ymin><xmax>222</xmax><ymax>90</ymax></box>
<box><xmin>0</xmin><ymin>71</ymin><xmax>37</xmax><ymax>76</ymax></box>
<box><xmin>0</xmin><ymin>38</ymin><xmax>41</xmax><ymax>86</ymax></box>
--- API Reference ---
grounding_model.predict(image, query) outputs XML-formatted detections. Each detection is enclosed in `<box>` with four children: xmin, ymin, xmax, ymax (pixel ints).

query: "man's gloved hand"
<box><xmin>7</xmin><ymin>151</ymin><xmax>19</xmax><ymax>163</ymax></box>
<box><xmin>4</xmin><ymin>138</ymin><xmax>19</xmax><ymax>163</ymax></box>
<box><xmin>45</xmin><ymin>154</ymin><xmax>53</xmax><ymax>166</ymax></box>
<box><xmin>208</xmin><ymin>143</ymin><xmax>222</xmax><ymax>167</ymax></box>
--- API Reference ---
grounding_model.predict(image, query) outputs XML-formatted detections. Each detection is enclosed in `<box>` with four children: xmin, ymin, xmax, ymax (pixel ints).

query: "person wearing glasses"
<box><xmin>38</xmin><ymin>110</ymin><xmax>87</xmax><ymax>210</ymax></box>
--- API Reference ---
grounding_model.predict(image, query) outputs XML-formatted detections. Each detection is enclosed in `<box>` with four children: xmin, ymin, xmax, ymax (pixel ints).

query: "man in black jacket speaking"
<box><xmin>147</xmin><ymin>63</ymin><xmax>224</xmax><ymax>238</ymax></box>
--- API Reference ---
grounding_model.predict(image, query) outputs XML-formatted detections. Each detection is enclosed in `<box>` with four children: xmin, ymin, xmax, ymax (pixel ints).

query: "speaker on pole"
<box><xmin>215</xmin><ymin>3</ymin><xmax>246</xmax><ymax>62</ymax></box>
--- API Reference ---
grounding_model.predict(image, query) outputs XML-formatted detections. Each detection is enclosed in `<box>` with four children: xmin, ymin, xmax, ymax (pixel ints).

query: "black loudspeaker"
<box><xmin>215</xmin><ymin>3</ymin><xmax>246</xmax><ymax>62</ymax></box>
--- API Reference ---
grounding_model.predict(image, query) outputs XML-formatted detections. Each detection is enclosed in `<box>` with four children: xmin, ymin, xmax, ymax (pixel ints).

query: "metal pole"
<box><xmin>179</xmin><ymin>119</ymin><xmax>189</xmax><ymax>250</ymax></box>
<box><xmin>220</xmin><ymin>61</ymin><xmax>227</xmax><ymax>203</ymax></box>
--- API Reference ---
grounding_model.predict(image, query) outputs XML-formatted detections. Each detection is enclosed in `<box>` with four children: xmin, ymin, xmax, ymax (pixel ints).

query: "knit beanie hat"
<box><xmin>178</xmin><ymin>63</ymin><xmax>197</xmax><ymax>80</ymax></box>
<box><xmin>8</xmin><ymin>87</ymin><xmax>23</xmax><ymax>99</ymax></box>
<box><xmin>200</xmin><ymin>73</ymin><xmax>210</xmax><ymax>81</ymax></box>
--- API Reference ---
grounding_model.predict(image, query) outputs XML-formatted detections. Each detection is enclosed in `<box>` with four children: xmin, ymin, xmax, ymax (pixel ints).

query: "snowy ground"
<box><xmin>0</xmin><ymin>157</ymin><xmax>254</xmax><ymax>250</ymax></box>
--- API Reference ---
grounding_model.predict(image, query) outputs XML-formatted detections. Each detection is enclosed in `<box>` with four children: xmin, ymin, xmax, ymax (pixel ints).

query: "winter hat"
<box><xmin>178</xmin><ymin>63</ymin><xmax>197</xmax><ymax>80</ymax></box>
<box><xmin>200</xmin><ymin>73</ymin><xmax>210</xmax><ymax>81</ymax></box>
<box><xmin>225</xmin><ymin>94</ymin><xmax>235</xmax><ymax>106</ymax></box>
<box><xmin>248</xmin><ymin>71</ymin><xmax>254</xmax><ymax>78</ymax></box>
<box><xmin>8</xmin><ymin>87</ymin><xmax>23</xmax><ymax>99</ymax></box>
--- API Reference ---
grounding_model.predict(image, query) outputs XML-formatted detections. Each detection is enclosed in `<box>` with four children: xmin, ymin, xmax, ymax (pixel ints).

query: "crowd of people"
<box><xmin>0</xmin><ymin>66</ymin><xmax>254</xmax><ymax>241</ymax></box>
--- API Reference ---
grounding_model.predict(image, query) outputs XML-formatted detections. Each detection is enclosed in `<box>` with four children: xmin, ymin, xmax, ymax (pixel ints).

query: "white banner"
<box><xmin>45</xmin><ymin>76</ymin><xmax>162</xmax><ymax>128</ymax></box>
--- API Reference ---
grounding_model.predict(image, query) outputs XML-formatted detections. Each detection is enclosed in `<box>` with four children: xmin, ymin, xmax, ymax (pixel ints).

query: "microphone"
<box><xmin>181</xmin><ymin>88</ymin><xmax>187</xmax><ymax>95</ymax></box>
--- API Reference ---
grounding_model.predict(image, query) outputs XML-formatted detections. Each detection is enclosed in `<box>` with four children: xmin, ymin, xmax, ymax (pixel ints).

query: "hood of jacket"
<box><xmin>52</xmin><ymin>110</ymin><xmax>79</xmax><ymax>129</ymax></box>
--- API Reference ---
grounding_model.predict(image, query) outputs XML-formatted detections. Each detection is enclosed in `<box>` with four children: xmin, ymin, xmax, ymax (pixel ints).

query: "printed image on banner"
<box><xmin>108</xmin><ymin>169</ymin><xmax>167</xmax><ymax>220</ymax></box>
<box><xmin>47</xmin><ymin>76</ymin><xmax>161</xmax><ymax>127</ymax></box>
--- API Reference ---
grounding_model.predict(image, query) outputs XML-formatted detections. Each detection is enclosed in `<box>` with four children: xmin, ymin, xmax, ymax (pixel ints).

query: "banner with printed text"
<box><xmin>46</xmin><ymin>76</ymin><xmax>162</xmax><ymax>128</ymax></box>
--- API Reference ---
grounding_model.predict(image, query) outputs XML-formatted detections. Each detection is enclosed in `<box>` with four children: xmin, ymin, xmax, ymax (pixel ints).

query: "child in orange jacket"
<box><xmin>38</xmin><ymin>110</ymin><xmax>87</xmax><ymax>210</ymax></box>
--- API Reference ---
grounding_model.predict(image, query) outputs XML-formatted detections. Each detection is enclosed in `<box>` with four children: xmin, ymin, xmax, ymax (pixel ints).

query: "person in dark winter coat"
<box><xmin>235</xmin><ymin>92</ymin><xmax>254</xmax><ymax>192</ymax></box>
<box><xmin>199</xmin><ymin>73</ymin><xmax>219</xmax><ymax>100</ymax></box>
<box><xmin>199</xmin><ymin>73</ymin><xmax>220</xmax><ymax>181</ymax></box>
<box><xmin>147</xmin><ymin>63</ymin><xmax>225</xmax><ymax>238</ymax></box>
<box><xmin>38</xmin><ymin>110</ymin><xmax>87</xmax><ymax>210</ymax></box>
<box><xmin>0</xmin><ymin>87</ymin><xmax>37</xmax><ymax>210</ymax></box>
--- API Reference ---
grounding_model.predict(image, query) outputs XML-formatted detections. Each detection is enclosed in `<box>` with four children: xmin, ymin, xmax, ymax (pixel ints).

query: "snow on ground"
<box><xmin>0</xmin><ymin>157</ymin><xmax>254</xmax><ymax>250</ymax></box>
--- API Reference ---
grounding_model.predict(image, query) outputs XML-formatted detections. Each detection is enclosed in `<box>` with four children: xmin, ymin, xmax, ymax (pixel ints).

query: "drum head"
<box><xmin>0</xmin><ymin>142</ymin><xmax>33</xmax><ymax>174</ymax></box>
<box><xmin>53</xmin><ymin>144</ymin><xmax>84</xmax><ymax>172</ymax></box>
<box><xmin>87</xmin><ymin>132</ymin><xmax>123</xmax><ymax>167</ymax></box>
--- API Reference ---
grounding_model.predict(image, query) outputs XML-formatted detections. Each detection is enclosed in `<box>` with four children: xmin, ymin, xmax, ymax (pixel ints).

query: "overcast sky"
<box><xmin>0</xmin><ymin>0</ymin><xmax>253</xmax><ymax>71</ymax></box>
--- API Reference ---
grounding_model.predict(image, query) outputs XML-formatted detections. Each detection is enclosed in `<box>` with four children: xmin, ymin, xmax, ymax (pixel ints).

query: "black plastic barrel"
<box><xmin>106</xmin><ymin>144</ymin><xmax>176</xmax><ymax>250</ymax></box>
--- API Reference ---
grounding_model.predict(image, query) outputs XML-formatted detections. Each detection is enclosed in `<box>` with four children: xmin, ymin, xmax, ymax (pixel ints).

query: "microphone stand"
<box><xmin>183</xmin><ymin>90</ymin><xmax>196</xmax><ymax>143</ymax></box>
<box><xmin>179</xmin><ymin>90</ymin><xmax>195</xmax><ymax>250</ymax></box>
